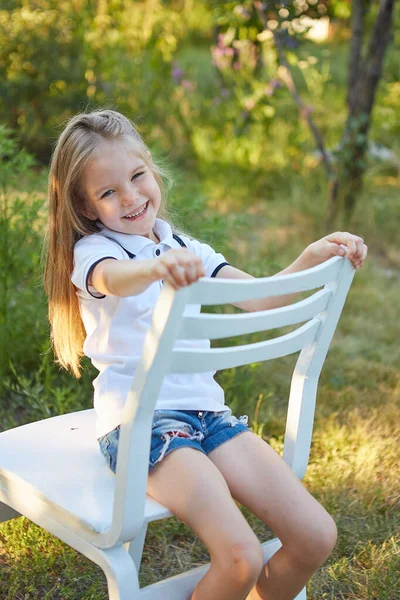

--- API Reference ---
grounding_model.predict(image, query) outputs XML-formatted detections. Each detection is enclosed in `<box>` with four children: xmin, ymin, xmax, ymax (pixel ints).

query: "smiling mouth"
<box><xmin>123</xmin><ymin>201</ymin><xmax>149</xmax><ymax>220</ymax></box>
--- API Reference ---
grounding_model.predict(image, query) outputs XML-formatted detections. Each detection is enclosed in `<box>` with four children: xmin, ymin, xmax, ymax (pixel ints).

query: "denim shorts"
<box><xmin>97</xmin><ymin>409</ymin><xmax>250</xmax><ymax>474</ymax></box>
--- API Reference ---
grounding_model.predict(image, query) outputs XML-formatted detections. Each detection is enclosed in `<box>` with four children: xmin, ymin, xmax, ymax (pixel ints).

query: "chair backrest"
<box><xmin>103</xmin><ymin>256</ymin><xmax>355</xmax><ymax>547</ymax></box>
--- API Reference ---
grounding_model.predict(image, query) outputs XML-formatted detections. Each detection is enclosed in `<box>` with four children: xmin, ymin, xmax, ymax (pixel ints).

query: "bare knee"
<box><xmin>215</xmin><ymin>536</ymin><xmax>264</xmax><ymax>588</ymax></box>
<box><xmin>288</xmin><ymin>513</ymin><xmax>337</xmax><ymax>571</ymax></box>
<box><xmin>310</xmin><ymin>514</ymin><xmax>337</xmax><ymax>566</ymax></box>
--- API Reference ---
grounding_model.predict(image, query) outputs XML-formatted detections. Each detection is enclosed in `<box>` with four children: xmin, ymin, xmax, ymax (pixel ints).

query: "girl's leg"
<box><xmin>147</xmin><ymin>447</ymin><xmax>264</xmax><ymax>600</ymax></box>
<box><xmin>208</xmin><ymin>432</ymin><xmax>337</xmax><ymax>600</ymax></box>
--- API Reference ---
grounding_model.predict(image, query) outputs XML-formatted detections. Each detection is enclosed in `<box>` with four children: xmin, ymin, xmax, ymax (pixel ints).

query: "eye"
<box><xmin>132</xmin><ymin>171</ymin><xmax>145</xmax><ymax>180</ymax></box>
<box><xmin>100</xmin><ymin>189</ymin><xmax>114</xmax><ymax>199</ymax></box>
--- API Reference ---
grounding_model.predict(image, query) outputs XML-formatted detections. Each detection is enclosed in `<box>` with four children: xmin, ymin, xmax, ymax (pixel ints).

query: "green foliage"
<box><xmin>0</xmin><ymin>2</ymin><xmax>89</xmax><ymax>160</ymax></box>
<box><xmin>0</xmin><ymin>126</ymin><xmax>45</xmax><ymax>386</ymax></box>
<box><xmin>329</xmin><ymin>0</ymin><xmax>352</xmax><ymax>20</ymax></box>
<box><xmin>0</xmin><ymin>0</ymin><xmax>339</xmax><ymax>169</ymax></box>
<box><xmin>0</xmin><ymin>0</ymin><xmax>213</xmax><ymax>161</ymax></box>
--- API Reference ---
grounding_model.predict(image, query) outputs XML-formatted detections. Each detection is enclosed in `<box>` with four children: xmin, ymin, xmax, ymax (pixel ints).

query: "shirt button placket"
<box><xmin>155</xmin><ymin>248</ymin><xmax>162</xmax><ymax>287</ymax></box>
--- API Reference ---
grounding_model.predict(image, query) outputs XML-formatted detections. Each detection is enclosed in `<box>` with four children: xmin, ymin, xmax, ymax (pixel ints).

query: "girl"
<box><xmin>44</xmin><ymin>109</ymin><xmax>367</xmax><ymax>600</ymax></box>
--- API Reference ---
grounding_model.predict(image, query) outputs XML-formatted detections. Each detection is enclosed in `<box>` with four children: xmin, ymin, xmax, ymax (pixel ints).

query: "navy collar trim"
<box><xmin>103</xmin><ymin>236</ymin><xmax>136</xmax><ymax>258</ymax></box>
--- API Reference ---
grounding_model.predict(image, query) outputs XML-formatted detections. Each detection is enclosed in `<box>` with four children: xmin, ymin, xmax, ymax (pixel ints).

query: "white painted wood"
<box><xmin>0</xmin><ymin>474</ymin><xmax>141</xmax><ymax>600</ymax></box>
<box><xmin>186</xmin><ymin>256</ymin><xmax>342</xmax><ymax>305</ymax></box>
<box><xmin>0</xmin><ymin>256</ymin><xmax>355</xmax><ymax>599</ymax></box>
<box><xmin>295</xmin><ymin>587</ymin><xmax>307</xmax><ymax>600</ymax></box>
<box><xmin>283</xmin><ymin>258</ymin><xmax>355</xmax><ymax>479</ymax></box>
<box><xmin>139</xmin><ymin>563</ymin><xmax>210</xmax><ymax>600</ymax></box>
<box><xmin>0</xmin><ymin>410</ymin><xmax>171</xmax><ymax>539</ymax></box>
<box><xmin>170</xmin><ymin>318</ymin><xmax>321</xmax><ymax>373</ymax></box>
<box><xmin>179</xmin><ymin>288</ymin><xmax>330</xmax><ymax>340</ymax></box>
<box><xmin>139</xmin><ymin>538</ymin><xmax>282</xmax><ymax>600</ymax></box>
<box><xmin>110</xmin><ymin>284</ymin><xmax>193</xmax><ymax>548</ymax></box>
<box><xmin>124</xmin><ymin>523</ymin><xmax>148</xmax><ymax>572</ymax></box>
<box><xmin>0</xmin><ymin>501</ymin><xmax>20</xmax><ymax>523</ymax></box>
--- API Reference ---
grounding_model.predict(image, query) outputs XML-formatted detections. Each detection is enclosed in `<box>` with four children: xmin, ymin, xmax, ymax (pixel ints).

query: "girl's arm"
<box><xmin>89</xmin><ymin>248</ymin><xmax>206</xmax><ymax>297</ymax></box>
<box><xmin>216</xmin><ymin>232</ymin><xmax>368</xmax><ymax>312</ymax></box>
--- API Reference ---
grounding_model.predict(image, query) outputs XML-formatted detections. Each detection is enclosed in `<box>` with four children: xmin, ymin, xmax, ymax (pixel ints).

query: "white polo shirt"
<box><xmin>71</xmin><ymin>219</ymin><xmax>230</xmax><ymax>438</ymax></box>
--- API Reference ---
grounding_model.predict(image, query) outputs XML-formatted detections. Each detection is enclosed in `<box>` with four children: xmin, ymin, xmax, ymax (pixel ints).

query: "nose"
<box><xmin>121</xmin><ymin>185</ymin><xmax>139</xmax><ymax>207</ymax></box>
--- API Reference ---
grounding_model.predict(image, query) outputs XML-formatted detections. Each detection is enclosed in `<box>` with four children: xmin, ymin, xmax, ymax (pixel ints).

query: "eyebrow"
<box><xmin>94</xmin><ymin>163</ymin><xmax>147</xmax><ymax>197</ymax></box>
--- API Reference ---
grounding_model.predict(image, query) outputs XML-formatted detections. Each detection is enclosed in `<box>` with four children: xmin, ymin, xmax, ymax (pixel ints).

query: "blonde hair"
<box><xmin>43</xmin><ymin>109</ymin><xmax>174</xmax><ymax>378</ymax></box>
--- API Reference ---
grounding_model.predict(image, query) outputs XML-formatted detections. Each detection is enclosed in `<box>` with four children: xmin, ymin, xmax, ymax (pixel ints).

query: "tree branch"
<box><xmin>254</xmin><ymin>2</ymin><xmax>334</xmax><ymax>180</ymax></box>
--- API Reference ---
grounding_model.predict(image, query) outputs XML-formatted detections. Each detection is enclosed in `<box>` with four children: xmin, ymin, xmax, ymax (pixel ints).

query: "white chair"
<box><xmin>0</xmin><ymin>256</ymin><xmax>355</xmax><ymax>600</ymax></box>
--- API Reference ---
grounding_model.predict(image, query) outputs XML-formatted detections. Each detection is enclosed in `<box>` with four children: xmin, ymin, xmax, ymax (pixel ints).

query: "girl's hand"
<box><xmin>304</xmin><ymin>232</ymin><xmax>368</xmax><ymax>270</ymax></box>
<box><xmin>152</xmin><ymin>249</ymin><xmax>206</xmax><ymax>290</ymax></box>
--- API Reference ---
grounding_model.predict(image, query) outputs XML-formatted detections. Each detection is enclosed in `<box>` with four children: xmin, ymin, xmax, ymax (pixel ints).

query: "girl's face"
<box><xmin>81</xmin><ymin>139</ymin><xmax>162</xmax><ymax>241</ymax></box>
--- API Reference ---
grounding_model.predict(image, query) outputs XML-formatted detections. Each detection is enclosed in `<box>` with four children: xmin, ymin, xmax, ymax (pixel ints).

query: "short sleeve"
<box><xmin>72</xmin><ymin>235</ymin><xmax>127</xmax><ymax>299</ymax></box>
<box><xmin>181</xmin><ymin>237</ymin><xmax>229</xmax><ymax>278</ymax></box>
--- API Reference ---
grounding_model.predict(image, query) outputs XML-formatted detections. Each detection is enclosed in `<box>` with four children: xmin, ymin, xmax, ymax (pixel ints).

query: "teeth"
<box><xmin>125</xmin><ymin>202</ymin><xmax>147</xmax><ymax>218</ymax></box>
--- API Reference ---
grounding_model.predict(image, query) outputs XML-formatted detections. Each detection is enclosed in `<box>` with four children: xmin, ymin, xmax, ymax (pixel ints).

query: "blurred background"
<box><xmin>0</xmin><ymin>1</ymin><xmax>399</xmax><ymax>598</ymax></box>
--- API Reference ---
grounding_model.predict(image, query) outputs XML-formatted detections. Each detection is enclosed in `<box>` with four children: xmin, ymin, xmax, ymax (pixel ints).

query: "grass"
<box><xmin>1</xmin><ymin>32</ymin><xmax>400</xmax><ymax>600</ymax></box>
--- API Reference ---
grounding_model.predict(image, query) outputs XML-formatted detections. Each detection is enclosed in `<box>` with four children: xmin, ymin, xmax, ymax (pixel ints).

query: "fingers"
<box><xmin>356</xmin><ymin>242</ymin><xmax>368</xmax><ymax>269</ymax></box>
<box><xmin>326</xmin><ymin>232</ymin><xmax>367</xmax><ymax>270</ymax></box>
<box><xmin>158</xmin><ymin>249</ymin><xmax>206</xmax><ymax>290</ymax></box>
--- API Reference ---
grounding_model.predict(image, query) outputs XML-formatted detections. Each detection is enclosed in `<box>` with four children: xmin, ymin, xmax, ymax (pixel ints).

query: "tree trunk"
<box><xmin>327</xmin><ymin>0</ymin><xmax>396</xmax><ymax>229</ymax></box>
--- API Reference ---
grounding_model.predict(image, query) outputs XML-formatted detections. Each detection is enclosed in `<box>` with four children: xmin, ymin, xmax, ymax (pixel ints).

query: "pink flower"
<box><xmin>181</xmin><ymin>80</ymin><xmax>194</xmax><ymax>91</ymax></box>
<box><xmin>172</xmin><ymin>68</ymin><xmax>183</xmax><ymax>83</ymax></box>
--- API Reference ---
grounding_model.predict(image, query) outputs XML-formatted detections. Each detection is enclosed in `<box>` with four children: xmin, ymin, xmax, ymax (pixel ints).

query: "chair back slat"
<box><xmin>170</xmin><ymin>319</ymin><xmax>321</xmax><ymax>373</ymax></box>
<box><xmin>185</xmin><ymin>256</ymin><xmax>342</xmax><ymax>306</ymax></box>
<box><xmin>179</xmin><ymin>288</ymin><xmax>330</xmax><ymax>340</ymax></box>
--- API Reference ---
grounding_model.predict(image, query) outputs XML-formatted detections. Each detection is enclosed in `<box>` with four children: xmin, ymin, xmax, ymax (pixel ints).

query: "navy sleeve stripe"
<box><xmin>86</xmin><ymin>256</ymin><xmax>117</xmax><ymax>298</ymax></box>
<box><xmin>211</xmin><ymin>262</ymin><xmax>230</xmax><ymax>278</ymax></box>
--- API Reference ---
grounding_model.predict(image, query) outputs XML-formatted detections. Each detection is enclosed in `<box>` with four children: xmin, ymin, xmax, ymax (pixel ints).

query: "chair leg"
<box><xmin>260</xmin><ymin>539</ymin><xmax>306</xmax><ymax>600</ymax></box>
<box><xmin>123</xmin><ymin>523</ymin><xmax>148</xmax><ymax>572</ymax></box>
<box><xmin>294</xmin><ymin>587</ymin><xmax>307</xmax><ymax>600</ymax></box>
<box><xmin>85</xmin><ymin>544</ymin><xmax>141</xmax><ymax>600</ymax></box>
<box><xmin>0</xmin><ymin>501</ymin><xmax>21</xmax><ymax>523</ymax></box>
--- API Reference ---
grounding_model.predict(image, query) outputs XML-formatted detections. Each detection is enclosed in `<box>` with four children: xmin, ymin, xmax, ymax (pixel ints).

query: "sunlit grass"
<box><xmin>311</xmin><ymin>537</ymin><xmax>400</xmax><ymax>599</ymax></box>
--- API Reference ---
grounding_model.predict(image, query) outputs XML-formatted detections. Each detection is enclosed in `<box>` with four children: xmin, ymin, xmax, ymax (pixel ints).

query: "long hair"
<box><xmin>42</xmin><ymin>109</ymin><xmax>174</xmax><ymax>378</ymax></box>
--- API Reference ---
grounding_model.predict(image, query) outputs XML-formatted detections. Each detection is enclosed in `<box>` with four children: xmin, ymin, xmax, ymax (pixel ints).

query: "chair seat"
<box><xmin>0</xmin><ymin>410</ymin><xmax>171</xmax><ymax>534</ymax></box>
